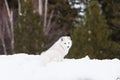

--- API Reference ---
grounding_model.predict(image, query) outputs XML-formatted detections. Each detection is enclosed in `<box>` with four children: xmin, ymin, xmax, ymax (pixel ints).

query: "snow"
<box><xmin>0</xmin><ymin>53</ymin><xmax>120</xmax><ymax>80</ymax></box>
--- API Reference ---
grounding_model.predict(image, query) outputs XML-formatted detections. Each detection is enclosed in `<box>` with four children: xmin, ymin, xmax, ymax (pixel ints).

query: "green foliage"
<box><xmin>14</xmin><ymin>0</ymin><xmax>46</xmax><ymax>54</ymax></box>
<box><xmin>14</xmin><ymin>0</ymin><xmax>80</xmax><ymax>54</ymax></box>
<box><xmin>98</xmin><ymin>0</ymin><xmax>120</xmax><ymax>43</ymax></box>
<box><xmin>47</xmin><ymin>0</ymin><xmax>80</xmax><ymax>34</ymax></box>
<box><xmin>67</xmin><ymin>0</ymin><xmax>120</xmax><ymax>59</ymax></box>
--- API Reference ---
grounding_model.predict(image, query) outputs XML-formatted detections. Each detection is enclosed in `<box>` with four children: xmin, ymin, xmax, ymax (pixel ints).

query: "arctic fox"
<box><xmin>40</xmin><ymin>36</ymin><xmax>72</xmax><ymax>64</ymax></box>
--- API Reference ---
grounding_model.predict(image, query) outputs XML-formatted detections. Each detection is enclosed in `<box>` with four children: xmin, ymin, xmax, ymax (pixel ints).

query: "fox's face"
<box><xmin>59</xmin><ymin>36</ymin><xmax>72</xmax><ymax>52</ymax></box>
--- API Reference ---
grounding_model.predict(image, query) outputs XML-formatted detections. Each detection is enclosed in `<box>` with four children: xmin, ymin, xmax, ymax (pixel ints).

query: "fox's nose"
<box><xmin>67</xmin><ymin>46</ymin><xmax>69</xmax><ymax>48</ymax></box>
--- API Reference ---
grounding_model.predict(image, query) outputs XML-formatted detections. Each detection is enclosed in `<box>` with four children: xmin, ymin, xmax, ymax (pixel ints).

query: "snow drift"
<box><xmin>0</xmin><ymin>54</ymin><xmax>120</xmax><ymax>80</ymax></box>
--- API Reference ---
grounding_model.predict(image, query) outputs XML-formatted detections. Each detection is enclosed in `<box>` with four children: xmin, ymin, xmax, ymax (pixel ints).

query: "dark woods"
<box><xmin>0</xmin><ymin>0</ymin><xmax>15</xmax><ymax>54</ymax></box>
<box><xmin>0</xmin><ymin>0</ymin><xmax>120</xmax><ymax>59</ymax></box>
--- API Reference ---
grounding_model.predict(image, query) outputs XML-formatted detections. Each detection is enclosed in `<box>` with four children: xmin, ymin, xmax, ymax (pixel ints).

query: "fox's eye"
<box><xmin>68</xmin><ymin>42</ymin><xmax>70</xmax><ymax>44</ymax></box>
<box><xmin>61</xmin><ymin>38</ymin><xmax>63</xmax><ymax>41</ymax></box>
<box><xmin>64</xmin><ymin>43</ymin><xmax>66</xmax><ymax>44</ymax></box>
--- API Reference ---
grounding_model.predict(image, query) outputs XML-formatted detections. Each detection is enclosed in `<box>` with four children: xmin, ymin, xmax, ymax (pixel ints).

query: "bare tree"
<box><xmin>0</xmin><ymin>0</ymin><xmax>11</xmax><ymax>54</ymax></box>
<box><xmin>5</xmin><ymin>0</ymin><xmax>14</xmax><ymax>54</ymax></box>
<box><xmin>46</xmin><ymin>10</ymin><xmax>54</xmax><ymax>34</ymax></box>
<box><xmin>18</xmin><ymin>0</ymin><xmax>22</xmax><ymax>15</ymax></box>
<box><xmin>39</xmin><ymin>0</ymin><xmax>43</xmax><ymax>15</ymax></box>
<box><xmin>0</xmin><ymin>25</ymin><xmax>7</xmax><ymax>55</ymax></box>
<box><xmin>43</xmin><ymin>0</ymin><xmax>48</xmax><ymax>35</ymax></box>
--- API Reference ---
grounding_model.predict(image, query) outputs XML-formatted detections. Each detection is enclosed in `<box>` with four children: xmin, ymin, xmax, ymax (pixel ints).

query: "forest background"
<box><xmin>0</xmin><ymin>0</ymin><xmax>120</xmax><ymax>59</ymax></box>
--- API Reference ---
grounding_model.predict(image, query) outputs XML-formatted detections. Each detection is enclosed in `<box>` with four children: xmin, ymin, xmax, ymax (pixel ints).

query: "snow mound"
<box><xmin>0</xmin><ymin>54</ymin><xmax>120</xmax><ymax>80</ymax></box>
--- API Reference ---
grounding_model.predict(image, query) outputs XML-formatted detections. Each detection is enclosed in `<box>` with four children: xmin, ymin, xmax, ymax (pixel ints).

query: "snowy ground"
<box><xmin>0</xmin><ymin>53</ymin><xmax>120</xmax><ymax>80</ymax></box>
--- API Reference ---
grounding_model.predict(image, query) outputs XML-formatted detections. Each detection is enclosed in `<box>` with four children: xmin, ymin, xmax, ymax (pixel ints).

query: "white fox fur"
<box><xmin>40</xmin><ymin>36</ymin><xmax>72</xmax><ymax>64</ymax></box>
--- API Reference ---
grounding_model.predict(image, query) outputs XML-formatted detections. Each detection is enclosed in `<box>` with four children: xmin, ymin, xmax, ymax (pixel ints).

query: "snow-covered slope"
<box><xmin>0</xmin><ymin>53</ymin><xmax>120</xmax><ymax>80</ymax></box>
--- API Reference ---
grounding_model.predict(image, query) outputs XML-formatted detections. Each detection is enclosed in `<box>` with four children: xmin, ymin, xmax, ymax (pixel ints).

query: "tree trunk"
<box><xmin>43</xmin><ymin>0</ymin><xmax>48</xmax><ymax>35</ymax></box>
<box><xmin>39</xmin><ymin>0</ymin><xmax>43</xmax><ymax>15</ymax></box>
<box><xmin>0</xmin><ymin>0</ymin><xmax>13</xmax><ymax>55</ymax></box>
<box><xmin>18</xmin><ymin>0</ymin><xmax>22</xmax><ymax>15</ymax></box>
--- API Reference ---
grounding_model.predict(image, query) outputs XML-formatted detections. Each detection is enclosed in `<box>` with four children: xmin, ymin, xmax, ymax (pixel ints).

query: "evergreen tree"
<box><xmin>68</xmin><ymin>0</ymin><xmax>119</xmax><ymax>59</ymax></box>
<box><xmin>14</xmin><ymin>0</ymin><xmax>46</xmax><ymax>54</ymax></box>
<box><xmin>45</xmin><ymin>0</ymin><xmax>80</xmax><ymax>39</ymax></box>
<box><xmin>98</xmin><ymin>0</ymin><xmax>120</xmax><ymax>42</ymax></box>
